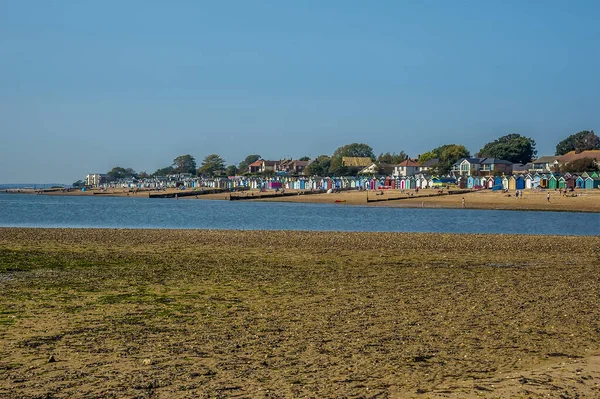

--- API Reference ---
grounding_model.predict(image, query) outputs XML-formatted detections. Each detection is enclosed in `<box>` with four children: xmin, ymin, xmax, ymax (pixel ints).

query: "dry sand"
<box><xmin>1</xmin><ymin>228</ymin><xmax>599</xmax><ymax>398</ymax></box>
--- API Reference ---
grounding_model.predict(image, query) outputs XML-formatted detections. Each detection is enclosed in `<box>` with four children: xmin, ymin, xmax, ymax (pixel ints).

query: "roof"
<box><xmin>396</xmin><ymin>159</ymin><xmax>422</xmax><ymax>167</ymax></box>
<box><xmin>248</xmin><ymin>160</ymin><xmax>263</xmax><ymax>167</ymax></box>
<box><xmin>533</xmin><ymin>155</ymin><xmax>560</xmax><ymax>164</ymax></box>
<box><xmin>342</xmin><ymin>157</ymin><xmax>373</xmax><ymax>167</ymax></box>
<box><xmin>421</xmin><ymin>158</ymin><xmax>439</xmax><ymax>167</ymax></box>
<box><xmin>263</xmin><ymin>160</ymin><xmax>279</xmax><ymax>166</ymax></box>
<box><xmin>558</xmin><ymin>150</ymin><xmax>600</xmax><ymax>163</ymax></box>
<box><xmin>480</xmin><ymin>158</ymin><xmax>512</xmax><ymax>165</ymax></box>
<box><xmin>292</xmin><ymin>160</ymin><xmax>310</xmax><ymax>166</ymax></box>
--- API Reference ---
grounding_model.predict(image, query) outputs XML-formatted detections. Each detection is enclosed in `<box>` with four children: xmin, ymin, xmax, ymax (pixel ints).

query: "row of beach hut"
<box><xmin>459</xmin><ymin>172</ymin><xmax>600</xmax><ymax>190</ymax></box>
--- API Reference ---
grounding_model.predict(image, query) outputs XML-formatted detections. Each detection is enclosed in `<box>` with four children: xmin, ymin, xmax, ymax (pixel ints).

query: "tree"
<box><xmin>138</xmin><ymin>171</ymin><xmax>150</xmax><ymax>179</ymax></box>
<box><xmin>478</xmin><ymin>133</ymin><xmax>537</xmax><ymax>164</ymax></box>
<box><xmin>72</xmin><ymin>180</ymin><xmax>85</xmax><ymax>188</ymax></box>
<box><xmin>332</xmin><ymin>143</ymin><xmax>375</xmax><ymax>159</ymax></box>
<box><xmin>152</xmin><ymin>166</ymin><xmax>174</xmax><ymax>176</ymax></box>
<box><xmin>172</xmin><ymin>154</ymin><xmax>197</xmax><ymax>174</ymax></box>
<box><xmin>304</xmin><ymin>155</ymin><xmax>331</xmax><ymax>176</ymax></box>
<box><xmin>418</xmin><ymin>144</ymin><xmax>470</xmax><ymax>174</ymax></box>
<box><xmin>417</xmin><ymin>151</ymin><xmax>438</xmax><ymax>164</ymax></box>
<box><xmin>238</xmin><ymin>154</ymin><xmax>261</xmax><ymax>173</ymax></box>
<box><xmin>377</xmin><ymin>152</ymin><xmax>408</xmax><ymax>164</ymax></box>
<box><xmin>329</xmin><ymin>143</ymin><xmax>375</xmax><ymax>175</ymax></box>
<box><xmin>106</xmin><ymin>166</ymin><xmax>137</xmax><ymax>182</ymax></box>
<box><xmin>560</xmin><ymin>157</ymin><xmax>599</xmax><ymax>173</ymax></box>
<box><xmin>298</xmin><ymin>156</ymin><xmax>311</xmax><ymax>161</ymax></box>
<box><xmin>198</xmin><ymin>154</ymin><xmax>226</xmax><ymax>176</ymax></box>
<box><xmin>226</xmin><ymin>164</ymin><xmax>238</xmax><ymax>176</ymax></box>
<box><xmin>555</xmin><ymin>130</ymin><xmax>600</xmax><ymax>156</ymax></box>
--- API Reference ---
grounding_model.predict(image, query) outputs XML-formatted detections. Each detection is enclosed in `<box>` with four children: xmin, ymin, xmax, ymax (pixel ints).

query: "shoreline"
<box><xmin>4</xmin><ymin>186</ymin><xmax>600</xmax><ymax>213</ymax></box>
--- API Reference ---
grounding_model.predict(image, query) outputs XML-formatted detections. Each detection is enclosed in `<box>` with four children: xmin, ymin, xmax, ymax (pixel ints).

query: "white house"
<box><xmin>394</xmin><ymin>159</ymin><xmax>422</xmax><ymax>177</ymax></box>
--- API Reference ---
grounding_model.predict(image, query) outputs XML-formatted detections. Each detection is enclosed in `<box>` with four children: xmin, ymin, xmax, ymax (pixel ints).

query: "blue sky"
<box><xmin>1</xmin><ymin>0</ymin><xmax>599</xmax><ymax>183</ymax></box>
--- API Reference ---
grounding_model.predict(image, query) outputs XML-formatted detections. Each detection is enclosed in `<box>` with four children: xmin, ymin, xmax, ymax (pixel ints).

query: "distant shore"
<box><xmin>3</xmin><ymin>186</ymin><xmax>600</xmax><ymax>213</ymax></box>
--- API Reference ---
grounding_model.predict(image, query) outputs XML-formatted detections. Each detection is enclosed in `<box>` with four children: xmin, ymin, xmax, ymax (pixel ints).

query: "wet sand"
<box><xmin>1</xmin><ymin>228</ymin><xmax>599</xmax><ymax>398</ymax></box>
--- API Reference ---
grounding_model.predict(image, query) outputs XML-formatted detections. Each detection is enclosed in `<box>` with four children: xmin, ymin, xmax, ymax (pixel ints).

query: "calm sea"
<box><xmin>0</xmin><ymin>193</ymin><xmax>598</xmax><ymax>236</ymax></box>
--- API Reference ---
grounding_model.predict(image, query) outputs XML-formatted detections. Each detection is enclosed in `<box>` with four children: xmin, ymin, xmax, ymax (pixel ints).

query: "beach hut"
<box><xmin>516</xmin><ymin>176</ymin><xmax>525</xmax><ymax>190</ymax></box>
<box><xmin>465</xmin><ymin>176</ymin><xmax>472</xmax><ymax>189</ymax></box>
<box><xmin>591</xmin><ymin>171</ymin><xmax>599</xmax><ymax>179</ymax></box>
<box><xmin>584</xmin><ymin>177</ymin><xmax>600</xmax><ymax>189</ymax></box>
<box><xmin>406</xmin><ymin>177</ymin><xmax>414</xmax><ymax>189</ymax></box>
<box><xmin>508</xmin><ymin>176</ymin><xmax>516</xmax><ymax>190</ymax></box>
<box><xmin>524</xmin><ymin>174</ymin><xmax>533</xmax><ymax>189</ymax></box>
<box><xmin>558</xmin><ymin>176</ymin><xmax>566</xmax><ymax>189</ymax></box>
<box><xmin>493</xmin><ymin>177</ymin><xmax>503</xmax><ymax>191</ymax></box>
<box><xmin>548</xmin><ymin>175</ymin><xmax>558</xmax><ymax>189</ymax></box>
<box><xmin>576</xmin><ymin>176</ymin><xmax>585</xmax><ymax>189</ymax></box>
<box><xmin>487</xmin><ymin>176</ymin><xmax>494</xmax><ymax>189</ymax></box>
<box><xmin>502</xmin><ymin>176</ymin><xmax>509</xmax><ymax>190</ymax></box>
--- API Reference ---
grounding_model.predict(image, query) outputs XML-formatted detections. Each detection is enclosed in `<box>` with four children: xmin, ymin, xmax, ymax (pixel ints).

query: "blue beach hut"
<box><xmin>516</xmin><ymin>176</ymin><xmax>525</xmax><ymax>190</ymax></box>
<box><xmin>492</xmin><ymin>177</ymin><xmax>503</xmax><ymax>191</ymax></box>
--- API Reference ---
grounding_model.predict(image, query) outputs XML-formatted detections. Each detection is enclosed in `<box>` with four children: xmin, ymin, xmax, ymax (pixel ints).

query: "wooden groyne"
<box><xmin>149</xmin><ymin>188</ymin><xmax>232</xmax><ymax>199</ymax></box>
<box><xmin>229</xmin><ymin>190</ymin><xmax>326</xmax><ymax>201</ymax></box>
<box><xmin>366</xmin><ymin>189</ymin><xmax>474</xmax><ymax>203</ymax></box>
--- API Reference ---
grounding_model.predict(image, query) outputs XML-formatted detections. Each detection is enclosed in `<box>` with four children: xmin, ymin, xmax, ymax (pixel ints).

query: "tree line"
<box><xmin>89</xmin><ymin>130</ymin><xmax>598</xmax><ymax>185</ymax></box>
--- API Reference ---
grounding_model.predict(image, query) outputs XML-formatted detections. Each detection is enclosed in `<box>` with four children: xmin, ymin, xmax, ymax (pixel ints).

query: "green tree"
<box><xmin>138</xmin><ymin>171</ymin><xmax>150</xmax><ymax>179</ymax></box>
<box><xmin>226</xmin><ymin>164</ymin><xmax>239</xmax><ymax>176</ymax></box>
<box><xmin>417</xmin><ymin>151</ymin><xmax>438</xmax><ymax>164</ymax></box>
<box><xmin>555</xmin><ymin>130</ymin><xmax>600</xmax><ymax>156</ymax></box>
<box><xmin>478</xmin><ymin>133</ymin><xmax>537</xmax><ymax>164</ymax></box>
<box><xmin>377</xmin><ymin>152</ymin><xmax>408</xmax><ymax>164</ymax></box>
<box><xmin>418</xmin><ymin>145</ymin><xmax>470</xmax><ymax>174</ymax></box>
<box><xmin>198</xmin><ymin>154</ymin><xmax>226</xmax><ymax>176</ymax></box>
<box><xmin>298</xmin><ymin>156</ymin><xmax>311</xmax><ymax>161</ymax></box>
<box><xmin>304</xmin><ymin>155</ymin><xmax>331</xmax><ymax>176</ymax></box>
<box><xmin>172</xmin><ymin>154</ymin><xmax>197</xmax><ymax>174</ymax></box>
<box><xmin>560</xmin><ymin>157</ymin><xmax>600</xmax><ymax>173</ymax></box>
<box><xmin>106</xmin><ymin>166</ymin><xmax>137</xmax><ymax>182</ymax></box>
<box><xmin>329</xmin><ymin>143</ymin><xmax>375</xmax><ymax>175</ymax></box>
<box><xmin>72</xmin><ymin>180</ymin><xmax>85</xmax><ymax>188</ymax></box>
<box><xmin>152</xmin><ymin>166</ymin><xmax>175</xmax><ymax>176</ymax></box>
<box><xmin>238</xmin><ymin>154</ymin><xmax>261</xmax><ymax>173</ymax></box>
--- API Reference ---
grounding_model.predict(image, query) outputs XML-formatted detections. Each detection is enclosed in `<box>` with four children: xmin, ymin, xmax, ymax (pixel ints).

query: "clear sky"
<box><xmin>1</xmin><ymin>0</ymin><xmax>599</xmax><ymax>184</ymax></box>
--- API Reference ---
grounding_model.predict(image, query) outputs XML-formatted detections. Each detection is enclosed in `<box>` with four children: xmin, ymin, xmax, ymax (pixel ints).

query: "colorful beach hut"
<box><xmin>584</xmin><ymin>177</ymin><xmax>600</xmax><ymax>189</ymax></box>
<box><xmin>493</xmin><ymin>177</ymin><xmax>503</xmax><ymax>191</ymax></box>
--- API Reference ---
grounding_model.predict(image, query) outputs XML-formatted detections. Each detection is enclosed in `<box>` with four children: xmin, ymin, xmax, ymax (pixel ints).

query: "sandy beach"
<box><xmin>1</xmin><ymin>228</ymin><xmax>599</xmax><ymax>398</ymax></box>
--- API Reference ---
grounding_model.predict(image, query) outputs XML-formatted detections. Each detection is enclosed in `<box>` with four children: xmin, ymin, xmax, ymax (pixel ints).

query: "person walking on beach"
<box><xmin>547</xmin><ymin>192</ymin><xmax>550</xmax><ymax>202</ymax></box>
<box><xmin>462</xmin><ymin>197</ymin><xmax>465</xmax><ymax>208</ymax></box>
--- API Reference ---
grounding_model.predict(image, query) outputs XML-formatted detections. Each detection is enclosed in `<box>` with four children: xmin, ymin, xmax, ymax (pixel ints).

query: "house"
<box><xmin>359</xmin><ymin>163</ymin><xmax>396</xmax><ymax>176</ymax></box>
<box><xmin>419</xmin><ymin>158</ymin><xmax>439</xmax><ymax>173</ymax></box>
<box><xmin>530</xmin><ymin>156</ymin><xmax>560</xmax><ymax>173</ymax></box>
<box><xmin>85</xmin><ymin>174</ymin><xmax>107</xmax><ymax>187</ymax></box>
<box><xmin>393</xmin><ymin>159</ymin><xmax>422</xmax><ymax>177</ymax></box>
<box><xmin>451</xmin><ymin>158</ymin><xmax>481</xmax><ymax>176</ymax></box>
<box><xmin>288</xmin><ymin>160</ymin><xmax>310</xmax><ymax>175</ymax></box>
<box><xmin>248</xmin><ymin>160</ymin><xmax>262</xmax><ymax>174</ymax></box>
<box><xmin>451</xmin><ymin>158</ymin><xmax>513</xmax><ymax>177</ymax></box>
<box><xmin>480</xmin><ymin>158</ymin><xmax>513</xmax><ymax>176</ymax></box>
